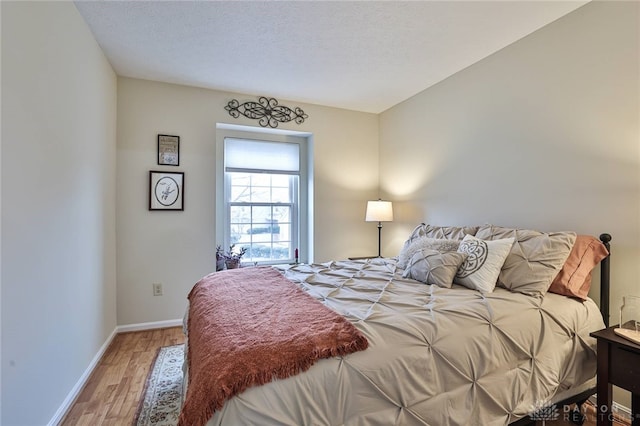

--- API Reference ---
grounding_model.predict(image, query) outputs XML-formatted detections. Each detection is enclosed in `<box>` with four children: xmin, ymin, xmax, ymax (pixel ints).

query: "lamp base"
<box><xmin>377</xmin><ymin>222</ymin><xmax>383</xmax><ymax>258</ymax></box>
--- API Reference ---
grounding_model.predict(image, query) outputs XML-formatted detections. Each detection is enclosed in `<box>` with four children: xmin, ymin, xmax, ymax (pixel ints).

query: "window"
<box><xmin>220</xmin><ymin>134</ymin><xmax>309</xmax><ymax>265</ymax></box>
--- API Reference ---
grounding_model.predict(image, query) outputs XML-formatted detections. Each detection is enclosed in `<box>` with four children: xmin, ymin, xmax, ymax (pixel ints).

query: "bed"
<box><xmin>180</xmin><ymin>224</ymin><xmax>612</xmax><ymax>426</ymax></box>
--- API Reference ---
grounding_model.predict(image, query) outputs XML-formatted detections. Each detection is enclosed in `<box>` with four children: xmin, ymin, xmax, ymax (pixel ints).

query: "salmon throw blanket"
<box><xmin>178</xmin><ymin>266</ymin><xmax>369</xmax><ymax>426</ymax></box>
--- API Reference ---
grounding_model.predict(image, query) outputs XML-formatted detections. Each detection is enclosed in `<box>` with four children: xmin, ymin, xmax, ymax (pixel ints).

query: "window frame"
<box><xmin>215</xmin><ymin>125</ymin><xmax>312</xmax><ymax>265</ymax></box>
<box><xmin>226</xmin><ymin>171</ymin><xmax>299</xmax><ymax>264</ymax></box>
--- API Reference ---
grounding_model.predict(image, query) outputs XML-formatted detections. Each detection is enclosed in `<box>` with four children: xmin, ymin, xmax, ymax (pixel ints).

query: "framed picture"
<box><xmin>149</xmin><ymin>171</ymin><xmax>184</xmax><ymax>211</ymax></box>
<box><xmin>157</xmin><ymin>134</ymin><xmax>180</xmax><ymax>166</ymax></box>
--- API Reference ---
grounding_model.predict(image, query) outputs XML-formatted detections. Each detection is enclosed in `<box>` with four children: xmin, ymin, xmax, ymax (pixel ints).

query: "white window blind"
<box><xmin>225</xmin><ymin>138</ymin><xmax>300</xmax><ymax>174</ymax></box>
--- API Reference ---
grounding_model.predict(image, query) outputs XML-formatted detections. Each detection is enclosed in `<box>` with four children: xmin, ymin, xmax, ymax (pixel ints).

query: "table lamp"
<box><xmin>365</xmin><ymin>200</ymin><xmax>393</xmax><ymax>257</ymax></box>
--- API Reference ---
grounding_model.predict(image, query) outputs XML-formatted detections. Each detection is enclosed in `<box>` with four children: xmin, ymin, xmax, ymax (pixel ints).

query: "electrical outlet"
<box><xmin>152</xmin><ymin>283</ymin><xmax>163</xmax><ymax>296</ymax></box>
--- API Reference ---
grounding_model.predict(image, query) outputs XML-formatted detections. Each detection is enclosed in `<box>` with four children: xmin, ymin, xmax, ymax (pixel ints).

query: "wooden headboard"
<box><xmin>599</xmin><ymin>233</ymin><xmax>612</xmax><ymax>327</ymax></box>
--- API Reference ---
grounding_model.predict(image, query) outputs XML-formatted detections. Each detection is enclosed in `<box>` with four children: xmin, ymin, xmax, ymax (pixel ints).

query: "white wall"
<box><xmin>380</xmin><ymin>0</ymin><xmax>639</xmax><ymax>408</ymax></box>
<box><xmin>0</xmin><ymin>3</ymin><xmax>3</xmax><ymax>421</ymax></box>
<box><xmin>3</xmin><ymin>1</ymin><xmax>633</xmax><ymax>421</ymax></box>
<box><xmin>1</xmin><ymin>2</ymin><xmax>117</xmax><ymax>425</ymax></box>
<box><xmin>116</xmin><ymin>78</ymin><xmax>379</xmax><ymax>325</ymax></box>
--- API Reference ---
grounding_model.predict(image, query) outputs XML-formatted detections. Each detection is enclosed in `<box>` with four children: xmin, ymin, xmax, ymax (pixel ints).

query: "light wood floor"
<box><xmin>60</xmin><ymin>327</ymin><xmax>186</xmax><ymax>426</ymax></box>
<box><xmin>59</xmin><ymin>326</ymin><xmax>629</xmax><ymax>426</ymax></box>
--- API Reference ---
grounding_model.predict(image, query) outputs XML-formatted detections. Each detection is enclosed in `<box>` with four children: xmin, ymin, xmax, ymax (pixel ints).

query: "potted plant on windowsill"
<box><xmin>217</xmin><ymin>244</ymin><xmax>247</xmax><ymax>270</ymax></box>
<box><xmin>215</xmin><ymin>245</ymin><xmax>226</xmax><ymax>271</ymax></box>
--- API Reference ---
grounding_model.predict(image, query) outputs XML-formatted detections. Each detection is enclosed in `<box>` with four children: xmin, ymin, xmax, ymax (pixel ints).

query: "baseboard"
<box><xmin>614</xmin><ymin>401</ymin><xmax>633</xmax><ymax>418</ymax></box>
<box><xmin>117</xmin><ymin>318</ymin><xmax>183</xmax><ymax>333</ymax></box>
<box><xmin>47</xmin><ymin>326</ymin><xmax>118</xmax><ymax>426</ymax></box>
<box><xmin>48</xmin><ymin>319</ymin><xmax>183</xmax><ymax>425</ymax></box>
<box><xmin>613</xmin><ymin>402</ymin><xmax>633</xmax><ymax>426</ymax></box>
<box><xmin>588</xmin><ymin>395</ymin><xmax>632</xmax><ymax>422</ymax></box>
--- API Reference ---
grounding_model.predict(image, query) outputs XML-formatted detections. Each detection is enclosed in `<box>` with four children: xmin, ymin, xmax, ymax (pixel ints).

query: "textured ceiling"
<box><xmin>75</xmin><ymin>1</ymin><xmax>588</xmax><ymax>114</ymax></box>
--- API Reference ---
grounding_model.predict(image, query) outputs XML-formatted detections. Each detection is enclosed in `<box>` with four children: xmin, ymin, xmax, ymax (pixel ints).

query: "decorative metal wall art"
<box><xmin>224</xmin><ymin>96</ymin><xmax>308</xmax><ymax>128</ymax></box>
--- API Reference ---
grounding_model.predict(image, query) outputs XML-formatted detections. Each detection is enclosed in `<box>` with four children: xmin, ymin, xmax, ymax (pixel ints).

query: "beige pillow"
<box><xmin>398</xmin><ymin>224</ymin><xmax>479</xmax><ymax>267</ymax></box>
<box><xmin>403</xmin><ymin>249</ymin><xmax>469</xmax><ymax>288</ymax></box>
<box><xmin>454</xmin><ymin>234</ymin><xmax>515</xmax><ymax>293</ymax></box>
<box><xmin>475</xmin><ymin>225</ymin><xmax>576</xmax><ymax>296</ymax></box>
<box><xmin>398</xmin><ymin>237</ymin><xmax>461</xmax><ymax>269</ymax></box>
<box><xmin>407</xmin><ymin>223</ymin><xmax>479</xmax><ymax>241</ymax></box>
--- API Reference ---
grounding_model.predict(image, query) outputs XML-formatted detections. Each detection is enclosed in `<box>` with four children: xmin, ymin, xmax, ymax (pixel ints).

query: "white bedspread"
<box><xmin>197</xmin><ymin>258</ymin><xmax>604</xmax><ymax>426</ymax></box>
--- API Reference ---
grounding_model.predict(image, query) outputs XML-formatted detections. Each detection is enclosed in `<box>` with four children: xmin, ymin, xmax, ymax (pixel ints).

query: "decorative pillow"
<box><xmin>403</xmin><ymin>249</ymin><xmax>468</xmax><ymax>288</ymax></box>
<box><xmin>397</xmin><ymin>237</ymin><xmax>461</xmax><ymax>269</ymax></box>
<box><xmin>454</xmin><ymin>235</ymin><xmax>515</xmax><ymax>293</ymax></box>
<box><xmin>398</xmin><ymin>224</ymin><xmax>478</xmax><ymax>267</ymax></box>
<box><xmin>475</xmin><ymin>225</ymin><xmax>576</xmax><ymax>297</ymax></box>
<box><xmin>407</xmin><ymin>223</ymin><xmax>480</xmax><ymax>242</ymax></box>
<box><xmin>548</xmin><ymin>235</ymin><xmax>609</xmax><ymax>300</ymax></box>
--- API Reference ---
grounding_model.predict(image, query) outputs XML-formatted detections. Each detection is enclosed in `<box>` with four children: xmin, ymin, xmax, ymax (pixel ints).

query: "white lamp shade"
<box><xmin>365</xmin><ymin>200</ymin><xmax>393</xmax><ymax>222</ymax></box>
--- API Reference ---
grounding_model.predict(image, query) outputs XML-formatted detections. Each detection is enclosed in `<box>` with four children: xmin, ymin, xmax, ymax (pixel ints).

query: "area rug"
<box><xmin>135</xmin><ymin>344</ymin><xmax>184</xmax><ymax>426</ymax></box>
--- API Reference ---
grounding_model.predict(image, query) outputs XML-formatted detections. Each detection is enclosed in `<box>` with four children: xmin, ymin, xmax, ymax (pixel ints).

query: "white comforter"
<box><xmin>196</xmin><ymin>258</ymin><xmax>604</xmax><ymax>426</ymax></box>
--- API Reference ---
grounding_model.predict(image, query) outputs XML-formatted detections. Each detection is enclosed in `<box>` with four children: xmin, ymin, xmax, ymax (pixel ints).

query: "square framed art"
<box><xmin>149</xmin><ymin>171</ymin><xmax>184</xmax><ymax>211</ymax></box>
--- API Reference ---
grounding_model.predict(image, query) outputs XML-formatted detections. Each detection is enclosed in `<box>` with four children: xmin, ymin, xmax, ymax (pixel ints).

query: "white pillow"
<box><xmin>454</xmin><ymin>235</ymin><xmax>514</xmax><ymax>293</ymax></box>
<box><xmin>397</xmin><ymin>237</ymin><xmax>461</xmax><ymax>269</ymax></box>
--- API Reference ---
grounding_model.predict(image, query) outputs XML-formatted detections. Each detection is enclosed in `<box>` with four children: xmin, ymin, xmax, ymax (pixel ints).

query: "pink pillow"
<box><xmin>548</xmin><ymin>235</ymin><xmax>609</xmax><ymax>300</ymax></box>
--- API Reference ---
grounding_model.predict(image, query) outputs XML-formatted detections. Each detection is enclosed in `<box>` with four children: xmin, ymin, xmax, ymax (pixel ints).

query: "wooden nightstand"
<box><xmin>590</xmin><ymin>326</ymin><xmax>640</xmax><ymax>426</ymax></box>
